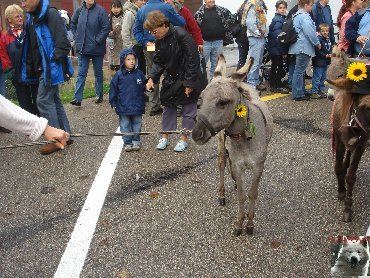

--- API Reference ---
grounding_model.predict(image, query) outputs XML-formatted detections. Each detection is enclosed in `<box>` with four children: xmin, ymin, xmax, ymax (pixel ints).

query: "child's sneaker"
<box><xmin>174</xmin><ymin>140</ymin><xmax>188</xmax><ymax>152</ymax></box>
<box><xmin>156</xmin><ymin>138</ymin><xmax>169</xmax><ymax>150</ymax></box>
<box><xmin>132</xmin><ymin>143</ymin><xmax>141</xmax><ymax>151</ymax></box>
<box><xmin>124</xmin><ymin>144</ymin><xmax>133</xmax><ymax>152</ymax></box>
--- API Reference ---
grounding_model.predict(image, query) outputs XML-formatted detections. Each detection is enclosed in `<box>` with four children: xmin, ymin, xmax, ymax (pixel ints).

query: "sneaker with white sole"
<box><xmin>174</xmin><ymin>140</ymin><xmax>188</xmax><ymax>152</ymax></box>
<box><xmin>132</xmin><ymin>144</ymin><xmax>141</xmax><ymax>151</ymax></box>
<box><xmin>156</xmin><ymin>138</ymin><xmax>169</xmax><ymax>150</ymax></box>
<box><xmin>124</xmin><ymin>144</ymin><xmax>133</xmax><ymax>152</ymax></box>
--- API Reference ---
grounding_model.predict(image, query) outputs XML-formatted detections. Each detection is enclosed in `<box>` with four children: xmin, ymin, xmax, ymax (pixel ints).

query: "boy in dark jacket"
<box><xmin>267</xmin><ymin>0</ymin><xmax>289</xmax><ymax>93</ymax></box>
<box><xmin>311</xmin><ymin>23</ymin><xmax>332</xmax><ymax>98</ymax></box>
<box><xmin>109</xmin><ymin>48</ymin><xmax>147</xmax><ymax>152</ymax></box>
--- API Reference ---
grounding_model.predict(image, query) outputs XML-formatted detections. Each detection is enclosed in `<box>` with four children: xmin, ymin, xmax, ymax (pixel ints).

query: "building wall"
<box><xmin>0</xmin><ymin>0</ymin><xmax>203</xmax><ymax>31</ymax></box>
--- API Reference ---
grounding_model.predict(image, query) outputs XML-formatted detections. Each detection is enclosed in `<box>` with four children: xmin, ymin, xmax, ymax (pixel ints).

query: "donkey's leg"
<box><xmin>334</xmin><ymin>134</ymin><xmax>347</xmax><ymax>200</ymax></box>
<box><xmin>245</xmin><ymin>162</ymin><xmax>264</xmax><ymax>235</ymax></box>
<box><xmin>343</xmin><ymin>144</ymin><xmax>366</xmax><ymax>222</ymax></box>
<box><xmin>233</xmin><ymin>169</ymin><xmax>246</xmax><ymax>236</ymax></box>
<box><xmin>217</xmin><ymin>133</ymin><xmax>226</xmax><ymax>206</ymax></box>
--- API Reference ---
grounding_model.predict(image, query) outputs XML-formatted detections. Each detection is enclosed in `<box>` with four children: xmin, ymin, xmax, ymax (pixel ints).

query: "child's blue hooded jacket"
<box><xmin>109</xmin><ymin>48</ymin><xmax>146</xmax><ymax>116</ymax></box>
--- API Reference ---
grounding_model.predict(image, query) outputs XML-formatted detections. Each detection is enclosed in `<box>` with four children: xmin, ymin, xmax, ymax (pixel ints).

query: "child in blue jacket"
<box><xmin>311</xmin><ymin>23</ymin><xmax>332</xmax><ymax>99</ymax></box>
<box><xmin>109</xmin><ymin>48</ymin><xmax>147</xmax><ymax>151</ymax></box>
<box><xmin>267</xmin><ymin>0</ymin><xmax>289</xmax><ymax>93</ymax></box>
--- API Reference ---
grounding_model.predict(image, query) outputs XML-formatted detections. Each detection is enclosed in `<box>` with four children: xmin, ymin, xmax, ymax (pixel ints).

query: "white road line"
<box><xmin>54</xmin><ymin>128</ymin><xmax>123</xmax><ymax>278</ymax></box>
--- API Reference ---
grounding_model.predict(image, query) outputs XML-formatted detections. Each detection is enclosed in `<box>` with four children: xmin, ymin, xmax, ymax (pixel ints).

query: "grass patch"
<box><xmin>59</xmin><ymin>82</ymin><xmax>110</xmax><ymax>104</ymax></box>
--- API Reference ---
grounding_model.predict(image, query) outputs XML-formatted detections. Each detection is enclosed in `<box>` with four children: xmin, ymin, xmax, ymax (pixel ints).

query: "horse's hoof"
<box><xmin>342</xmin><ymin>209</ymin><xmax>353</xmax><ymax>222</ymax></box>
<box><xmin>218</xmin><ymin>197</ymin><xmax>226</xmax><ymax>206</ymax></box>
<box><xmin>337</xmin><ymin>192</ymin><xmax>346</xmax><ymax>200</ymax></box>
<box><xmin>233</xmin><ymin>228</ymin><xmax>242</xmax><ymax>236</ymax></box>
<box><xmin>245</xmin><ymin>226</ymin><xmax>254</xmax><ymax>235</ymax></box>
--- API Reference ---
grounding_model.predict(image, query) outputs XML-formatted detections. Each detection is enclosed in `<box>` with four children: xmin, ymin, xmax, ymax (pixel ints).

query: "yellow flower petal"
<box><xmin>346</xmin><ymin>62</ymin><xmax>368</xmax><ymax>82</ymax></box>
<box><xmin>235</xmin><ymin>105</ymin><xmax>248</xmax><ymax>118</ymax></box>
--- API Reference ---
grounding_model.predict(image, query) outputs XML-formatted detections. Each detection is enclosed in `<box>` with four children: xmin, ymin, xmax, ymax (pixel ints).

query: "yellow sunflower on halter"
<box><xmin>235</xmin><ymin>104</ymin><xmax>247</xmax><ymax>118</ymax></box>
<box><xmin>346</xmin><ymin>62</ymin><xmax>367</xmax><ymax>82</ymax></box>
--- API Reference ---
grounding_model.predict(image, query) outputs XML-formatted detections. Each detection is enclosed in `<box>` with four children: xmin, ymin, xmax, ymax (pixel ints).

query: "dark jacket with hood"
<box><xmin>149</xmin><ymin>25</ymin><xmax>201</xmax><ymax>107</ymax></box>
<box><xmin>22</xmin><ymin>0</ymin><xmax>74</xmax><ymax>87</ymax></box>
<box><xmin>109</xmin><ymin>48</ymin><xmax>146</xmax><ymax>116</ymax></box>
<box><xmin>312</xmin><ymin>35</ymin><xmax>332</xmax><ymax>67</ymax></box>
<box><xmin>310</xmin><ymin>1</ymin><xmax>335</xmax><ymax>44</ymax></box>
<box><xmin>267</xmin><ymin>13</ymin><xmax>288</xmax><ymax>56</ymax></box>
<box><xmin>71</xmin><ymin>1</ymin><xmax>110</xmax><ymax>56</ymax></box>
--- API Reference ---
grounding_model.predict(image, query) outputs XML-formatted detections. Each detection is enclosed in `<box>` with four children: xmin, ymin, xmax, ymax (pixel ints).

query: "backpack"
<box><xmin>277</xmin><ymin>15</ymin><xmax>298</xmax><ymax>45</ymax></box>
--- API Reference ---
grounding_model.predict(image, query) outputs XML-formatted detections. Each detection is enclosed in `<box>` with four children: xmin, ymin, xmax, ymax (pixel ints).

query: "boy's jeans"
<box><xmin>311</xmin><ymin>66</ymin><xmax>327</xmax><ymax>93</ymax></box>
<box><xmin>74</xmin><ymin>54</ymin><xmax>104</xmax><ymax>102</ymax></box>
<box><xmin>119</xmin><ymin>115</ymin><xmax>142</xmax><ymax>145</ymax></box>
<box><xmin>203</xmin><ymin>40</ymin><xmax>223</xmax><ymax>80</ymax></box>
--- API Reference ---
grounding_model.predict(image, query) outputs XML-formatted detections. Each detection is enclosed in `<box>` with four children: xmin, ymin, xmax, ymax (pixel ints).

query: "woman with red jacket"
<box><xmin>0</xmin><ymin>4</ymin><xmax>39</xmax><ymax>115</ymax></box>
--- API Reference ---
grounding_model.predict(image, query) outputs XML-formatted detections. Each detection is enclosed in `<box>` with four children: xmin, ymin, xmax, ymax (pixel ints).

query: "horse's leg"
<box><xmin>334</xmin><ymin>133</ymin><xmax>347</xmax><ymax>200</ymax></box>
<box><xmin>245</xmin><ymin>162</ymin><xmax>264</xmax><ymax>235</ymax></box>
<box><xmin>217</xmin><ymin>133</ymin><xmax>226</xmax><ymax>206</ymax></box>
<box><xmin>343</xmin><ymin>144</ymin><xmax>366</xmax><ymax>222</ymax></box>
<box><xmin>233</xmin><ymin>167</ymin><xmax>246</xmax><ymax>236</ymax></box>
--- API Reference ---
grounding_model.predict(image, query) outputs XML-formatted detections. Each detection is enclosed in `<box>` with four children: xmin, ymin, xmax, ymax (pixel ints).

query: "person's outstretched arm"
<box><xmin>0</xmin><ymin>95</ymin><xmax>69</xmax><ymax>147</ymax></box>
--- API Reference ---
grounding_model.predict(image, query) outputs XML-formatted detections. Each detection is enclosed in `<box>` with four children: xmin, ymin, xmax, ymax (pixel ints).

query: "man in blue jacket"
<box><xmin>133</xmin><ymin>0</ymin><xmax>185</xmax><ymax>116</ymax></box>
<box><xmin>310</xmin><ymin>0</ymin><xmax>335</xmax><ymax>45</ymax></box>
<box><xmin>70</xmin><ymin>0</ymin><xmax>110</xmax><ymax>106</ymax></box>
<box><xmin>21</xmin><ymin>0</ymin><xmax>74</xmax><ymax>154</ymax></box>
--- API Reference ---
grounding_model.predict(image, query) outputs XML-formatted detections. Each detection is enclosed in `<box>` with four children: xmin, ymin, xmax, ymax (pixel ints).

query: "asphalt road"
<box><xmin>0</xmin><ymin>69</ymin><xmax>369</xmax><ymax>277</ymax></box>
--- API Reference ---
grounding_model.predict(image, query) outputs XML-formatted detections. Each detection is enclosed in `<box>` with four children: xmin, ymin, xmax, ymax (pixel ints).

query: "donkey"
<box><xmin>192</xmin><ymin>55</ymin><xmax>273</xmax><ymax>236</ymax></box>
<box><xmin>328</xmin><ymin>74</ymin><xmax>370</xmax><ymax>222</ymax></box>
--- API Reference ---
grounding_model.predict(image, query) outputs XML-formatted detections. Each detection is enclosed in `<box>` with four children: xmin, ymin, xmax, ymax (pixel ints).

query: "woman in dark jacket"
<box><xmin>267</xmin><ymin>0</ymin><xmax>289</xmax><ymax>93</ymax></box>
<box><xmin>145</xmin><ymin>11</ymin><xmax>201</xmax><ymax>152</ymax></box>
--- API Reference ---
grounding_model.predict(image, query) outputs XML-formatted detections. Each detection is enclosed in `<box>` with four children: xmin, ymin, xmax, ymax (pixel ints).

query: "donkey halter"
<box><xmin>345</xmin><ymin>102</ymin><xmax>369</xmax><ymax>145</ymax></box>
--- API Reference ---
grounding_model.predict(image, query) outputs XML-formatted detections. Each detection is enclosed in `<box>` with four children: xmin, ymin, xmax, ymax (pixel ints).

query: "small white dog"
<box><xmin>331</xmin><ymin>236</ymin><xmax>370</xmax><ymax>276</ymax></box>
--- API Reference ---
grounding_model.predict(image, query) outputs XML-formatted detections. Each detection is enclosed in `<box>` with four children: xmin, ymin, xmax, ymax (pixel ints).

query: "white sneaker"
<box><xmin>156</xmin><ymin>138</ymin><xmax>169</xmax><ymax>150</ymax></box>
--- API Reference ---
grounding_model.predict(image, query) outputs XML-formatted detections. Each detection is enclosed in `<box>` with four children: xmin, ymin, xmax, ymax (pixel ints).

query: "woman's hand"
<box><xmin>185</xmin><ymin>87</ymin><xmax>193</xmax><ymax>97</ymax></box>
<box><xmin>356</xmin><ymin>35</ymin><xmax>368</xmax><ymax>45</ymax></box>
<box><xmin>43</xmin><ymin>125</ymin><xmax>69</xmax><ymax>149</ymax></box>
<box><xmin>146</xmin><ymin>78</ymin><xmax>154</xmax><ymax>91</ymax></box>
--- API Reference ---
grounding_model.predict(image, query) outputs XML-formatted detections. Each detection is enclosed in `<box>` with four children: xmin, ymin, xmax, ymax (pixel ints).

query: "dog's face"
<box><xmin>339</xmin><ymin>240</ymin><xmax>370</xmax><ymax>269</ymax></box>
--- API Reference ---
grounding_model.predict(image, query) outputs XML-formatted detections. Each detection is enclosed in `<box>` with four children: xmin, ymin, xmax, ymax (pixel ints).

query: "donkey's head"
<box><xmin>192</xmin><ymin>55</ymin><xmax>254</xmax><ymax>145</ymax></box>
<box><xmin>327</xmin><ymin>46</ymin><xmax>349</xmax><ymax>81</ymax></box>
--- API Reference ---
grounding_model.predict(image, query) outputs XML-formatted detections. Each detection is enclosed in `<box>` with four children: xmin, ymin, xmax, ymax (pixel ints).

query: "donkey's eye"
<box><xmin>216</xmin><ymin>99</ymin><xmax>230</xmax><ymax>107</ymax></box>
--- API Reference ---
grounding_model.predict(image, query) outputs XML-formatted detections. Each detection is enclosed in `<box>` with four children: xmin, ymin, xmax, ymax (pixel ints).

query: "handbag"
<box><xmin>160</xmin><ymin>76</ymin><xmax>185</xmax><ymax>107</ymax></box>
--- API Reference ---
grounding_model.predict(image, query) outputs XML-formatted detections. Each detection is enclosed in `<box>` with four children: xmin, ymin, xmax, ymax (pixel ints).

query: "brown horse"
<box><xmin>328</xmin><ymin>76</ymin><xmax>370</xmax><ymax>222</ymax></box>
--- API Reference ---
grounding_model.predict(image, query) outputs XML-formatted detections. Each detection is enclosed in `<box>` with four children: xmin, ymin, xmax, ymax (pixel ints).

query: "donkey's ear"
<box><xmin>327</xmin><ymin>78</ymin><xmax>353</xmax><ymax>90</ymax></box>
<box><xmin>231</xmin><ymin>57</ymin><xmax>254</xmax><ymax>82</ymax></box>
<box><xmin>213</xmin><ymin>54</ymin><xmax>226</xmax><ymax>78</ymax></box>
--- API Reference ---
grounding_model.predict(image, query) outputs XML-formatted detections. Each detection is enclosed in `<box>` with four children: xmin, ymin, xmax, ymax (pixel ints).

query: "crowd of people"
<box><xmin>0</xmin><ymin>0</ymin><xmax>369</xmax><ymax>153</ymax></box>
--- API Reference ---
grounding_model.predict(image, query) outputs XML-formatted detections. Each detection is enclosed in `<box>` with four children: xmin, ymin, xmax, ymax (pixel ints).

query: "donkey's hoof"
<box><xmin>337</xmin><ymin>192</ymin><xmax>346</xmax><ymax>201</ymax></box>
<box><xmin>233</xmin><ymin>228</ymin><xmax>243</xmax><ymax>236</ymax></box>
<box><xmin>245</xmin><ymin>226</ymin><xmax>254</xmax><ymax>235</ymax></box>
<box><xmin>342</xmin><ymin>209</ymin><xmax>353</xmax><ymax>222</ymax></box>
<box><xmin>218</xmin><ymin>197</ymin><xmax>226</xmax><ymax>206</ymax></box>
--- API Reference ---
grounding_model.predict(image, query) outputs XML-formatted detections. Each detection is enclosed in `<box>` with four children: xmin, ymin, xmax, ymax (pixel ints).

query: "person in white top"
<box><xmin>0</xmin><ymin>95</ymin><xmax>69</xmax><ymax>149</ymax></box>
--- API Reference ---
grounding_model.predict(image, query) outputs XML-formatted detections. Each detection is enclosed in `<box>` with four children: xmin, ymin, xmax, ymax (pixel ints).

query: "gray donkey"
<box><xmin>192</xmin><ymin>55</ymin><xmax>273</xmax><ymax>236</ymax></box>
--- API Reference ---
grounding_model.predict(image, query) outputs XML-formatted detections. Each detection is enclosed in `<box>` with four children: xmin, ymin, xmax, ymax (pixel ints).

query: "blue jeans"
<box><xmin>311</xmin><ymin>66</ymin><xmax>327</xmax><ymax>93</ymax></box>
<box><xmin>0</xmin><ymin>62</ymin><xmax>6</xmax><ymax>96</ymax></box>
<box><xmin>246</xmin><ymin>37</ymin><xmax>265</xmax><ymax>88</ymax></box>
<box><xmin>292</xmin><ymin>53</ymin><xmax>311</xmax><ymax>99</ymax></box>
<box><xmin>119</xmin><ymin>115</ymin><xmax>142</xmax><ymax>145</ymax></box>
<box><xmin>203</xmin><ymin>40</ymin><xmax>223</xmax><ymax>80</ymax></box>
<box><xmin>37</xmin><ymin>79</ymin><xmax>71</xmax><ymax>133</ymax></box>
<box><xmin>74</xmin><ymin>54</ymin><xmax>104</xmax><ymax>101</ymax></box>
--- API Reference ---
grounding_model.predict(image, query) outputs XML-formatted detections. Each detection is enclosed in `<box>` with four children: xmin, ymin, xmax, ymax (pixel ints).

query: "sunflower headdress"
<box><xmin>346</xmin><ymin>62</ymin><xmax>368</xmax><ymax>82</ymax></box>
<box><xmin>235</xmin><ymin>104</ymin><xmax>248</xmax><ymax>118</ymax></box>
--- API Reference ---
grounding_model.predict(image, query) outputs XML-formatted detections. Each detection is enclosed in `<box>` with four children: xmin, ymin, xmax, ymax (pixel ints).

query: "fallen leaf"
<box><xmin>270</xmin><ymin>240</ymin><xmax>281</xmax><ymax>249</ymax></box>
<box><xmin>99</xmin><ymin>238</ymin><xmax>109</xmax><ymax>246</ymax></box>
<box><xmin>149</xmin><ymin>191</ymin><xmax>160</xmax><ymax>199</ymax></box>
<box><xmin>117</xmin><ymin>270</ymin><xmax>130</xmax><ymax>278</ymax></box>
